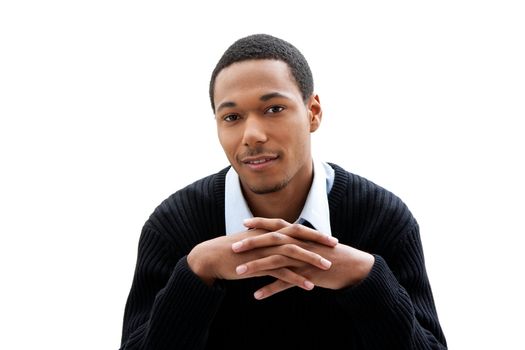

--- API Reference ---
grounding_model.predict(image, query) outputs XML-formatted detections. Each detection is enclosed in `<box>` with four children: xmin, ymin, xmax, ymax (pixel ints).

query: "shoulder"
<box><xmin>327</xmin><ymin>163</ymin><xmax>417</xmax><ymax>249</ymax></box>
<box><xmin>328</xmin><ymin>162</ymin><xmax>409</xmax><ymax>207</ymax></box>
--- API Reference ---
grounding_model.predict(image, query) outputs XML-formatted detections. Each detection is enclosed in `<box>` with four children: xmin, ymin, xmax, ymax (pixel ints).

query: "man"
<box><xmin>119</xmin><ymin>34</ymin><xmax>447</xmax><ymax>349</ymax></box>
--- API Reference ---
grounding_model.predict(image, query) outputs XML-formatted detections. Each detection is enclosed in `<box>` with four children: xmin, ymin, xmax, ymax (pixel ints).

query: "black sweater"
<box><xmin>120</xmin><ymin>163</ymin><xmax>447</xmax><ymax>349</ymax></box>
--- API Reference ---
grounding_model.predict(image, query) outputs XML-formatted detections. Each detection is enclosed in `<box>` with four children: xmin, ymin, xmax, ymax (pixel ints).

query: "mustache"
<box><xmin>237</xmin><ymin>147</ymin><xmax>280</xmax><ymax>160</ymax></box>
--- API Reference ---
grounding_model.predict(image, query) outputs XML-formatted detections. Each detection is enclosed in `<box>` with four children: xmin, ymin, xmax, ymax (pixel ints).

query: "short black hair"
<box><xmin>209</xmin><ymin>33</ymin><xmax>314</xmax><ymax>111</ymax></box>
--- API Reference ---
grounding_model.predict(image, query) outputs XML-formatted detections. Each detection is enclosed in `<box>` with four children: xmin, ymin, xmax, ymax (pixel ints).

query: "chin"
<box><xmin>247</xmin><ymin>179</ymin><xmax>289</xmax><ymax>195</ymax></box>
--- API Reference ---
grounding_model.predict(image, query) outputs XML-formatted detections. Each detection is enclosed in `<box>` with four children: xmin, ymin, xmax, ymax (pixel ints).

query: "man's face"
<box><xmin>213</xmin><ymin>59</ymin><xmax>322</xmax><ymax>195</ymax></box>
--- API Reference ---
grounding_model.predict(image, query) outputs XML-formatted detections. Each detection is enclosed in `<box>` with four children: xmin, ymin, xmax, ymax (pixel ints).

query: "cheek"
<box><xmin>287</xmin><ymin>121</ymin><xmax>310</xmax><ymax>144</ymax></box>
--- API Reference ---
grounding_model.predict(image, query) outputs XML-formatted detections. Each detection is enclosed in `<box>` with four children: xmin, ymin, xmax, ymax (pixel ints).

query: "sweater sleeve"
<box><xmin>119</xmin><ymin>226</ymin><xmax>225</xmax><ymax>350</ymax></box>
<box><xmin>332</xmin><ymin>223</ymin><xmax>447</xmax><ymax>349</ymax></box>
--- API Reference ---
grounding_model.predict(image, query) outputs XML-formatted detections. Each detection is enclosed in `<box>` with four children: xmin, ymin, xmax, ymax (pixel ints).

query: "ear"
<box><xmin>307</xmin><ymin>94</ymin><xmax>322</xmax><ymax>132</ymax></box>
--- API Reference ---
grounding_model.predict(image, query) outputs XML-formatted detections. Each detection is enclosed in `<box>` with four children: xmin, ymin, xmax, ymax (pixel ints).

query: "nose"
<box><xmin>242</xmin><ymin>115</ymin><xmax>268</xmax><ymax>147</ymax></box>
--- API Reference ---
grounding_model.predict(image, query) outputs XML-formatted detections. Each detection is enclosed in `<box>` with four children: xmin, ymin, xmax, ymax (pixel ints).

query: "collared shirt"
<box><xmin>224</xmin><ymin>160</ymin><xmax>335</xmax><ymax>236</ymax></box>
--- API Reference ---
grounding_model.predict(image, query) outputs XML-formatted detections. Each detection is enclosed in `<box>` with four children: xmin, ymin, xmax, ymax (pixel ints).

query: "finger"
<box><xmin>238</xmin><ymin>264</ymin><xmax>315</xmax><ymax>295</ymax></box>
<box><xmin>253</xmin><ymin>279</ymin><xmax>295</xmax><ymax>300</ymax></box>
<box><xmin>244</xmin><ymin>218</ymin><xmax>338</xmax><ymax>247</ymax></box>
<box><xmin>232</xmin><ymin>230</ymin><xmax>294</xmax><ymax>252</ymax></box>
<box><xmin>243</xmin><ymin>217</ymin><xmax>291</xmax><ymax>231</ymax></box>
<box><xmin>235</xmin><ymin>248</ymin><xmax>331</xmax><ymax>275</ymax></box>
<box><xmin>266</xmin><ymin>268</ymin><xmax>315</xmax><ymax>291</ymax></box>
<box><xmin>232</xmin><ymin>225</ymin><xmax>337</xmax><ymax>253</ymax></box>
<box><xmin>278</xmin><ymin>223</ymin><xmax>338</xmax><ymax>247</ymax></box>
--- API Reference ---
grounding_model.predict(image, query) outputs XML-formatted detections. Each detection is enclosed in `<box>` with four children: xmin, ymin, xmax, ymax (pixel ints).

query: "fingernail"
<box><xmin>243</xmin><ymin>218</ymin><xmax>253</xmax><ymax>225</ymax></box>
<box><xmin>236</xmin><ymin>265</ymin><xmax>247</xmax><ymax>275</ymax></box>
<box><xmin>232</xmin><ymin>241</ymin><xmax>243</xmax><ymax>251</ymax></box>
<box><xmin>254</xmin><ymin>290</ymin><xmax>264</xmax><ymax>299</ymax></box>
<box><xmin>320</xmin><ymin>258</ymin><xmax>332</xmax><ymax>268</ymax></box>
<box><xmin>328</xmin><ymin>236</ymin><xmax>338</xmax><ymax>244</ymax></box>
<box><xmin>304</xmin><ymin>280</ymin><xmax>315</xmax><ymax>290</ymax></box>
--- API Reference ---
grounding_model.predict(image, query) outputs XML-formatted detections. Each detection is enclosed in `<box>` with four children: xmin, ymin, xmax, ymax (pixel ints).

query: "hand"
<box><xmin>242</xmin><ymin>217</ymin><xmax>339</xmax><ymax>247</ymax></box>
<box><xmin>236</xmin><ymin>217</ymin><xmax>375</xmax><ymax>299</ymax></box>
<box><xmin>187</xmin><ymin>229</ymin><xmax>264</xmax><ymax>286</ymax></box>
<box><xmin>187</xmin><ymin>227</ymin><xmax>335</xmax><ymax>289</ymax></box>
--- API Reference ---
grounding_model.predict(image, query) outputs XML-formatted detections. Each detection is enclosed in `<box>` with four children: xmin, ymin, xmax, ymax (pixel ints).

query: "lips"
<box><xmin>240</xmin><ymin>155</ymin><xmax>279</xmax><ymax>170</ymax></box>
<box><xmin>243</xmin><ymin>157</ymin><xmax>276</xmax><ymax>164</ymax></box>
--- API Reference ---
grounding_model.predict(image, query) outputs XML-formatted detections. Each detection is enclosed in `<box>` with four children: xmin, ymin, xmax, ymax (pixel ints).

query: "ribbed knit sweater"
<box><xmin>120</xmin><ymin>163</ymin><xmax>447</xmax><ymax>349</ymax></box>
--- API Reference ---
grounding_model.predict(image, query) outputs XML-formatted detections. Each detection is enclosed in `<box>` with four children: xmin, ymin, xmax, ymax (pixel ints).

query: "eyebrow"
<box><xmin>216</xmin><ymin>101</ymin><xmax>237</xmax><ymax>112</ymax></box>
<box><xmin>216</xmin><ymin>92</ymin><xmax>292</xmax><ymax>113</ymax></box>
<box><xmin>260</xmin><ymin>92</ymin><xmax>291</xmax><ymax>102</ymax></box>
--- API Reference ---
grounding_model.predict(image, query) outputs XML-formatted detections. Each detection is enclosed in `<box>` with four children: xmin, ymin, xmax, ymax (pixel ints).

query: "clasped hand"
<box><xmin>187</xmin><ymin>217</ymin><xmax>374</xmax><ymax>300</ymax></box>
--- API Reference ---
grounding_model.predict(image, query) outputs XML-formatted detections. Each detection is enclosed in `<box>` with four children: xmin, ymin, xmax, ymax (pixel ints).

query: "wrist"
<box><xmin>353</xmin><ymin>252</ymin><xmax>375</xmax><ymax>284</ymax></box>
<box><xmin>187</xmin><ymin>245</ymin><xmax>216</xmax><ymax>286</ymax></box>
<box><xmin>338</xmin><ymin>248</ymin><xmax>375</xmax><ymax>289</ymax></box>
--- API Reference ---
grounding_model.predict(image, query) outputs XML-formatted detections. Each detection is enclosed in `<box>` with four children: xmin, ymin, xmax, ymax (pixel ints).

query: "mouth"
<box><xmin>240</xmin><ymin>155</ymin><xmax>279</xmax><ymax>170</ymax></box>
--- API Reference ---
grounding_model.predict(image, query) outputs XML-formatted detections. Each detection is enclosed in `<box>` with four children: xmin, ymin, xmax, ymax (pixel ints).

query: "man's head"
<box><xmin>211</xmin><ymin>34</ymin><xmax>322</xmax><ymax>199</ymax></box>
<box><xmin>209</xmin><ymin>34</ymin><xmax>314</xmax><ymax>111</ymax></box>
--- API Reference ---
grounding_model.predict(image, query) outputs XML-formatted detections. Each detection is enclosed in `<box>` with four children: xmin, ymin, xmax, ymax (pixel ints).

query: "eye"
<box><xmin>223</xmin><ymin>114</ymin><xmax>240</xmax><ymax>122</ymax></box>
<box><xmin>265</xmin><ymin>105</ymin><xmax>285</xmax><ymax>114</ymax></box>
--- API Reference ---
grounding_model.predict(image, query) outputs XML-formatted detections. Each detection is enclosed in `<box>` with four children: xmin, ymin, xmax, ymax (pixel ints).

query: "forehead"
<box><xmin>213</xmin><ymin>59</ymin><xmax>302</xmax><ymax>108</ymax></box>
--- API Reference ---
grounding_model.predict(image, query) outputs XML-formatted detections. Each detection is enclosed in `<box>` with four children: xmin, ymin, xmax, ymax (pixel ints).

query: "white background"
<box><xmin>1</xmin><ymin>1</ymin><xmax>524</xmax><ymax>349</ymax></box>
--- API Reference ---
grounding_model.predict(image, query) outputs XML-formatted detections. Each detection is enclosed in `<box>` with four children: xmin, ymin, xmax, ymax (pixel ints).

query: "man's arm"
<box><xmin>120</xmin><ymin>226</ymin><xmax>225</xmax><ymax>350</ymax></box>
<box><xmin>121</xmin><ymin>225</ymin><xmax>337</xmax><ymax>349</ymax></box>
<box><xmin>238</xmin><ymin>218</ymin><xmax>447</xmax><ymax>349</ymax></box>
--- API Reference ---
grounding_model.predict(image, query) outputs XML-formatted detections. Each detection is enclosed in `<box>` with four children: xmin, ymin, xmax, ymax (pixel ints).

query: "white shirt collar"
<box><xmin>224</xmin><ymin>160</ymin><xmax>334</xmax><ymax>236</ymax></box>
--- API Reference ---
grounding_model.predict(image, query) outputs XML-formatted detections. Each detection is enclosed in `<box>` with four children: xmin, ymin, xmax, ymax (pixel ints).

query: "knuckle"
<box><xmin>265</xmin><ymin>285</ymin><xmax>277</xmax><ymax>294</ymax></box>
<box><xmin>271</xmin><ymin>232</ymin><xmax>282</xmax><ymax>240</ymax></box>
<box><xmin>278</xmin><ymin>269</ymin><xmax>297</xmax><ymax>283</ymax></box>
<box><xmin>278</xmin><ymin>218</ymin><xmax>290</xmax><ymax>227</ymax></box>
<box><xmin>290</xmin><ymin>223</ymin><xmax>302</xmax><ymax>231</ymax></box>
<box><xmin>282</xmin><ymin>244</ymin><xmax>297</xmax><ymax>255</ymax></box>
<box><xmin>273</xmin><ymin>255</ymin><xmax>287</xmax><ymax>265</ymax></box>
<box><xmin>240</xmin><ymin>239</ymin><xmax>252</xmax><ymax>249</ymax></box>
<box><xmin>271</xmin><ymin>231</ymin><xmax>285</xmax><ymax>241</ymax></box>
<box><xmin>243</xmin><ymin>261</ymin><xmax>254</xmax><ymax>271</ymax></box>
